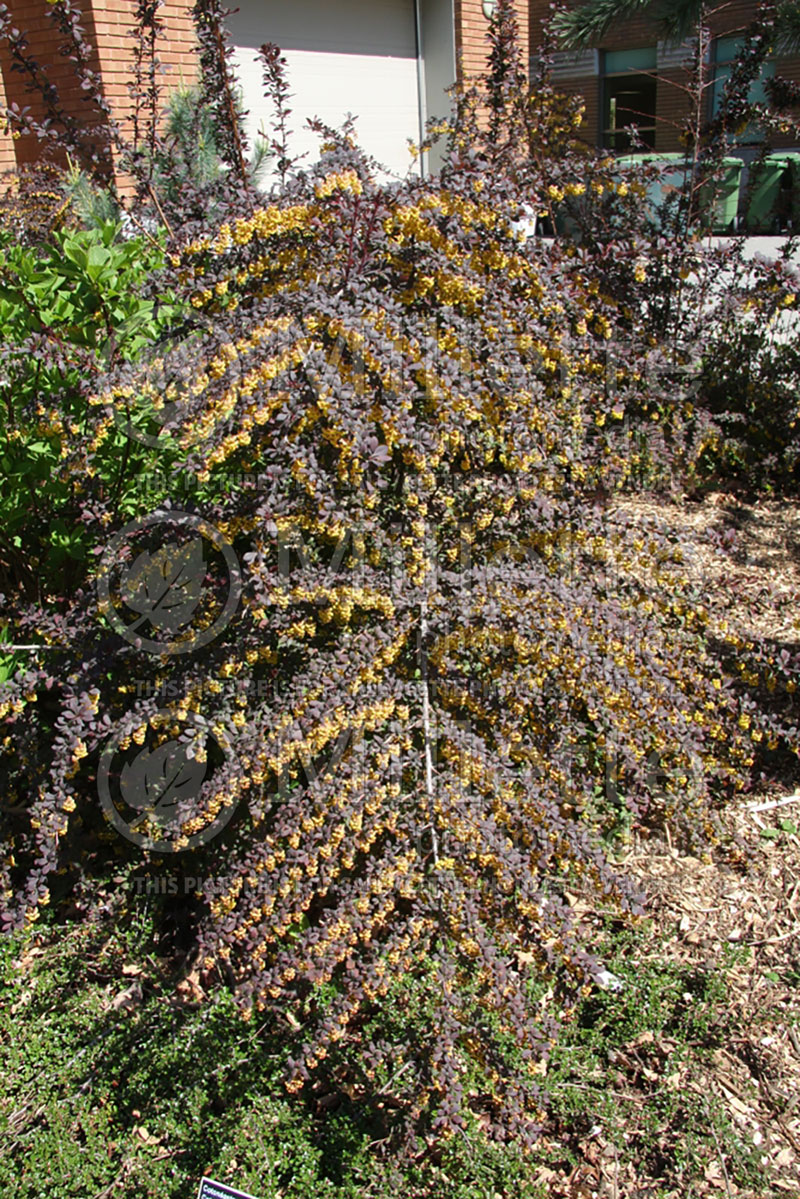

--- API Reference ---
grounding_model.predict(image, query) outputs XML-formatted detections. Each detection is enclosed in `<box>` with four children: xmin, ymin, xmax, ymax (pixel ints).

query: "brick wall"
<box><xmin>552</xmin><ymin>75</ymin><xmax>598</xmax><ymax>146</ymax></box>
<box><xmin>455</xmin><ymin>0</ymin><xmax>530</xmax><ymax>82</ymax></box>
<box><xmin>0</xmin><ymin>61</ymin><xmax>15</xmax><ymax>172</ymax></box>
<box><xmin>530</xmin><ymin>0</ymin><xmax>763</xmax><ymax>52</ymax></box>
<box><xmin>0</xmin><ymin>0</ymin><xmax>109</xmax><ymax>169</ymax></box>
<box><xmin>0</xmin><ymin>1</ymin><xmax>198</xmax><ymax>177</ymax></box>
<box><xmin>90</xmin><ymin>0</ymin><xmax>197</xmax><ymax>185</ymax></box>
<box><xmin>771</xmin><ymin>51</ymin><xmax>800</xmax><ymax>149</ymax></box>
<box><xmin>91</xmin><ymin>0</ymin><xmax>197</xmax><ymax>140</ymax></box>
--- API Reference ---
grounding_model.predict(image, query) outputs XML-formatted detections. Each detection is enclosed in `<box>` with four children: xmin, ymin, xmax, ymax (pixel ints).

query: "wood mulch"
<box><xmin>537</xmin><ymin>493</ymin><xmax>800</xmax><ymax>1198</ymax></box>
<box><xmin>613</xmin><ymin>491</ymin><xmax>800</xmax><ymax>644</ymax></box>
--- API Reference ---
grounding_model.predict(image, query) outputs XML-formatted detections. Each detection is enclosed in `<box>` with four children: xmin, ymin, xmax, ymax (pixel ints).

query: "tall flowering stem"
<box><xmin>192</xmin><ymin>0</ymin><xmax>250</xmax><ymax>186</ymax></box>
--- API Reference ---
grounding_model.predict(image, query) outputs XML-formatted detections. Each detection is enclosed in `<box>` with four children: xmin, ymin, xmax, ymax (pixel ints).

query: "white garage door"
<box><xmin>228</xmin><ymin>0</ymin><xmax>422</xmax><ymax>180</ymax></box>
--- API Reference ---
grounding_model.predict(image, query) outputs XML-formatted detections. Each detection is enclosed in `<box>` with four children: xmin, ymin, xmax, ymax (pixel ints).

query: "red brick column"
<box><xmin>0</xmin><ymin>65</ymin><xmax>16</xmax><ymax>172</ymax></box>
<box><xmin>0</xmin><ymin>1</ymin><xmax>198</xmax><ymax>178</ymax></box>
<box><xmin>90</xmin><ymin>0</ymin><xmax>198</xmax><ymax>186</ymax></box>
<box><xmin>91</xmin><ymin>0</ymin><xmax>198</xmax><ymax>135</ymax></box>
<box><xmin>455</xmin><ymin>0</ymin><xmax>530</xmax><ymax>83</ymax></box>
<box><xmin>0</xmin><ymin>0</ymin><xmax>109</xmax><ymax>169</ymax></box>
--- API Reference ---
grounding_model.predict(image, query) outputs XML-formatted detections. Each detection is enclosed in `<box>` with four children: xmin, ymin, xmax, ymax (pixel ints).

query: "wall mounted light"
<box><xmin>482</xmin><ymin>0</ymin><xmax>497</xmax><ymax>19</ymax></box>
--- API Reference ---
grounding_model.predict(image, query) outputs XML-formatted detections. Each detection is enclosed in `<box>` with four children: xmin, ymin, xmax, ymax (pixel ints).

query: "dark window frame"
<box><xmin>600</xmin><ymin>47</ymin><xmax>659</xmax><ymax>151</ymax></box>
<box><xmin>710</xmin><ymin>34</ymin><xmax>775</xmax><ymax>143</ymax></box>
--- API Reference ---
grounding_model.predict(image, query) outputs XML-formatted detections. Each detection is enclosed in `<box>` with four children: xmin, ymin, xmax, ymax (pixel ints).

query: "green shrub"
<box><xmin>0</xmin><ymin>221</ymin><xmax>181</xmax><ymax>598</ymax></box>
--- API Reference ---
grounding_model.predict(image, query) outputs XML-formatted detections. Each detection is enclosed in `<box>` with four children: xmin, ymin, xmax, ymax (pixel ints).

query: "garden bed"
<box><xmin>536</xmin><ymin>802</ymin><xmax>800</xmax><ymax>1198</ymax></box>
<box><xmin>534</xmin><ymin>492</ymin><xmax>800</xmax><ymax>1197</ymax></box>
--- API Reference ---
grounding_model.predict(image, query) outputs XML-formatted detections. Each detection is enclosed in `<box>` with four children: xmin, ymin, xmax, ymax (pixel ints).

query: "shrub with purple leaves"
<box><xmin>2</xmin><ymin>132</ymin><xmax>799</xmax><ymax>1148</ymax></box>
<box><xmin>0</xmin><ymin>0</ymin><xmax>799</xmax><ymax>1158</ymax></box>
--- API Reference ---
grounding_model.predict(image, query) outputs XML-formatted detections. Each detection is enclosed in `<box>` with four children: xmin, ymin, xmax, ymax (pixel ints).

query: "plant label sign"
<box><xmin>197</xmin><ymin>1178</ymin><xmax>260</xmax><ymax>1199</ymax></box>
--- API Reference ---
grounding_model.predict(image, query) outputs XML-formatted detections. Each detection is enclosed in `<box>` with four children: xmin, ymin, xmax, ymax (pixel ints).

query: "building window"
<box><xmin>602</xmin><ymin>47</ymin><xmax>657</xmax><ymax>150</ymax></box>
<box><xmin>711</xmin><ymin>36</ymin><xmax>775</xmax><ymax>141</ymax></box>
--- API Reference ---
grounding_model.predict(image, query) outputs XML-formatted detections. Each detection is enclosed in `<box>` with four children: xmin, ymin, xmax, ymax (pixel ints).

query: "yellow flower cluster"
<box><xmin>185</xmin><ymin>203</ymin><xmax>318</xmax><ymax>259</ymax></box>
<box><xmin>291</xmin><ymin>583</ymin><xmax>395</xmax><ymax>625</ymax></box>
<box><xmin>314</xmin><ymin>170</ymin><xmax>364</xmax><ymax>199</ymax></box>
<box><xmin>386</xmin><ymin>205</ymin><xmax>460</xmax><ymax>260</ymax></box>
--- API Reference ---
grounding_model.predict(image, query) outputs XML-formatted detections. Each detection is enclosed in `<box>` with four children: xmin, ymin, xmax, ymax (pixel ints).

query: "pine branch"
<box><xmin>551</xmin><ymin>0</ymin><xmax>655</xmax><ymax>48</ymax></box>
